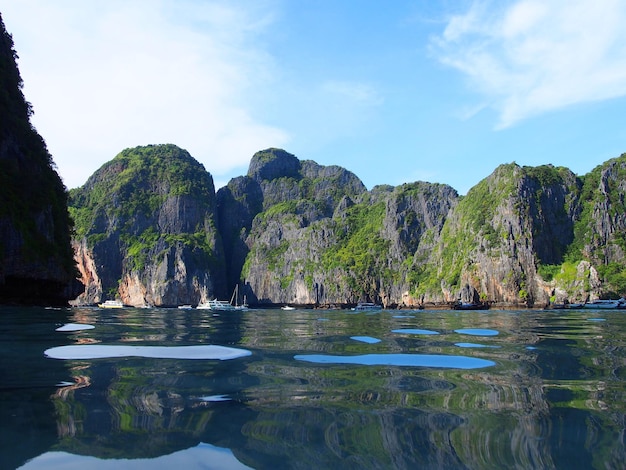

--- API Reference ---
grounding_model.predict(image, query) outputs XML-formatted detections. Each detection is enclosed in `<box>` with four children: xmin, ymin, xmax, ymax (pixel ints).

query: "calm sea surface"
<box><xmin>1</xmin><ymin>306</ymin><xmax>625</xmax><ymax>469</ymax></box>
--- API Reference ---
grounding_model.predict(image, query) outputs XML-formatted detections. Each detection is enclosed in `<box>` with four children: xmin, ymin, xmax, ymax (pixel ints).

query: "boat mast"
<box><xmin>230</xmin><ymin>284</ymin><xmax>239</xmax><ymax>306</ymax></box>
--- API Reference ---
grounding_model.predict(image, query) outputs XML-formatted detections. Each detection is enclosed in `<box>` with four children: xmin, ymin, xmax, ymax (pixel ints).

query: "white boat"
<box><xmin>351</xmin><ymin>302</ymin><xmax>382</xmax><ymax>312</ymax></box>
<box><xmin>178</xmin><ymin>305</ymin><xmax>193</xmax><ymax>310</ymax></box>
<box><xmin>197</xmin><ymin>286</ymin><xmax>248</xmax><ymax>312</ymax></box>
<box><xmin>281</xmin><ymin>305</ymin><xmax>295</xmax><ymax>311</ymax></box>
<box><xmin>582</xmin><ymin>298</ymin><xmax>626</xmax><ymax>309</ymax></box>
<box><xmin>98</xmin><ymin>300</ymin><xmax>124</xmax><ymax>309</ymax></box>
<box><xmin>197</xmin><ymin>299</ymin><xmax>237</xmax><ymax>311</ymax></box>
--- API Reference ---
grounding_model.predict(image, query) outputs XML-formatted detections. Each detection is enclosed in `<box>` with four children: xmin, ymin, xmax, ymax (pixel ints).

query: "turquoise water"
<box><xmin>1</xmin><ymin>306</ymin><xmax>625</xmax><ymax>469</ymax></box>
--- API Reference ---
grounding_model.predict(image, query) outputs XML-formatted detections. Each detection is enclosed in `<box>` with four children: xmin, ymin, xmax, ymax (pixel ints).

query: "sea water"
<box><xmin>1</xmin><ymin>306</ymin><xmax>624</xmax><ymax>469</ymax></box>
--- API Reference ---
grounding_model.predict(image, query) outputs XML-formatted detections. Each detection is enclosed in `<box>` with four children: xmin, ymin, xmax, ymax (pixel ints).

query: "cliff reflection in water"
<box><xmin>5</xmin><ymin>307</ymin><xmax>625</xmax><ymax>469</ymax></box>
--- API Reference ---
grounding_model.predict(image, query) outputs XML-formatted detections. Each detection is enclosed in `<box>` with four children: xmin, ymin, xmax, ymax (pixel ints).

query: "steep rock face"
<box><xmin>300</xmin><ymin>160</ymin><xmax>369</xmax><ymax>217</ymax></box>
<box><xmin>216</xmin><ymin>149</ymin><xmax>366</xmax><ymax>300</ymax></box>
<box><xmin>248</xmin><ymin>148</ymin><xmax>301</xmax><ymax>183</ymax></box>
<box><xmin>238</xmin><ymin>152</ymin><xmax>458</xmax><ymax>306</ymax></box>
<box><xmin>580</xmin><ymin>155</ymin><xmax>626</xmax><ymax>265</ymax></box>
<box><xmin>381</xmin><ymin>182</ymin><xmax>458</xmax><ymax>304</ymax></box>
<box><xmin>69</xmin><ymin>144</ymin><xmax>225</xmax><ymax>306</ymax></box>
<box><xmin>420</xmin><ymin>164</ymin><xmax>582</xmax><ymax>305</ymax></box>
<box><xmin>0</xmin><ymin>14</ymin><xmax>82</xmax><ymax>305</ymax></box>
<box><xmin>247</xmin><ymin>148</ymin><xmax>367</xmax><ymax>216</ymax></box>
<box><xmin>516</xmin><ymin>165</ymin><xmax>582</xmax><ymax>264</ymax></box>
<box><xmin>227</xmin><ymin>149</ymin><xmax>369</xmax><ymax>304</ymax></box>
<box><xmin>72</xmin><ymin>239</ymin><xmax>101</xmax><ymax>302</ymax></box>
<box><xmin>236</xmin><ymin>154</ymin><xmax>624</xmax><ymax>306</ymax></box>
<box><xmin>552</xmin><ymin>154</ymin><xmax>626</xmax><ymax>301</ymax></box>
<box><xmin>216</xmin><ymin>176</ymin><xmax>263</xmax><ymax>290</ymax></box>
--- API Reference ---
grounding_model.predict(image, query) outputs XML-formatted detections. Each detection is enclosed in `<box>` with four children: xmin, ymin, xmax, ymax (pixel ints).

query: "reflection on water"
<box><xmin>350</xmin><ymin>336</ymin><xmax>381</xmax><ymax>344</ymax></box>
<box><xmin>45</xmin><ymin>344</ymin><xmax>252</xmax><ymax>360</ymax></box>
<box><xmin>293</xmin><ymin>353</ymin><xmax>495</xmax><ymax>368</ymax></box>
<box><xmin>454</xmin><ymin>328</ymin><xmax>499</xmax><ymax>336</ymax></box>
<box><xmin>55</xmin><ymin>323</ymin><xmax>95</xmax><ymax>332</ymax></box>
<box><xmin>392</xmin><ymin>328</ymin><xmax>440</xmax><ymax>335</ymax></box>
<box><xmin>455</xmin><ymin>342</ymin><xmax>501</xmax><ymax>349</ymax></box>
<box><xmin>1</xmin><ymin>306</ymin><xmax>625</xmax><ymax>469</ymax></box>
<box><xmin>19</xmin><ymin>442</ymin><xmax>253</xmax><ymax>469</ymax></box>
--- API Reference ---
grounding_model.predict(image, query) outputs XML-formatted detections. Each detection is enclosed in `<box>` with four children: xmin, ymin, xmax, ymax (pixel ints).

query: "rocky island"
<box><xmin>68</xmin><ymin>144</ymin><xmax>626</xmax><ymax>309</ymax></box>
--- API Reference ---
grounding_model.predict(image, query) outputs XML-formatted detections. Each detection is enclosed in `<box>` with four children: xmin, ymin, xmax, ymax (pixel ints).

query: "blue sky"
<box><xmin>1</xmin><ymin>0</ymin><xmax>625</xmax><ymax>194</ymax></box>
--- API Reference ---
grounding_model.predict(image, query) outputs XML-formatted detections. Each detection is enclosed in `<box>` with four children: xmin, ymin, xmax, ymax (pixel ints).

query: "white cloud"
<box><xmin>432</xmin><ymin>0</ymin><xmax>626</xmax><ymax>128</ymax></box>
<box><xmin>0</xmin><ymin>0</ymin><xmax>288</xmax><ymax>188</ymax></box>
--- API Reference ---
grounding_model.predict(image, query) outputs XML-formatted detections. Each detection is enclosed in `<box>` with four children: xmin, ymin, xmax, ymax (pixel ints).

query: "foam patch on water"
<box><xmin>56</xmin><ymin>323</ymin><xmax>95</xmax><ymax>332</ymax></box>
<box><xmin>392</xmin><ymin>328</ymin><xmax>439</xmax><ymax>335</ymax></box>
<box><xmin>44</xmin><ymin>345</ymin><xmax>251</xmax><ymax>360</ymax></box>
<box><xmin>455</xmin><ymin>328</ymin><xmax>499</xmax><ymax>336</ymax></box>
<box><xmin>294</xmin><ymin>353</ymin><xmax>495</xmax><ymax>369</ymax></box>
<box><xmin>350</xmin><ymin>336</ymin><xmax>381</xmax><ymax>344</ymax></box>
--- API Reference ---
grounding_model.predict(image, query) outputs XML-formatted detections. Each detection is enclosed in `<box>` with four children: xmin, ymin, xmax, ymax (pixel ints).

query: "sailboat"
<box><xmin>197</xmin><ymin>285</ymin><xmax>248</xmax><ymax>311</ymax></box>
<box><xmin>231</xmin><ymin>284</ymin><xmax>249</xmax><ymax>311</ymax></box>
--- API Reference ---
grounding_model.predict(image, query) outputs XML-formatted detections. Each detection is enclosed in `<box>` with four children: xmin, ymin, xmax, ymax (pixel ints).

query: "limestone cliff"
<box><xmin>0</xmin><ymin>13</ymin><xmax>82</xmax><ymax>305</ymax></box>
<box><xmin>69</xmin><ymin>144</ymin><xmax>225</xmax><ymax>306</ymax></box>
<box><xmin>217</xmin><ymin>148</ymin><xmax>370</xmax><ymax>304</ymax></box>
<box><xmin>411</xmin><ymin>160</ymin><xmax>624</xmax><ymax>305</ymax></box>
<box><xmin>578</xmin><ymin>155</ymin><xmax>626</xmax><ymax>265</ymax></box>
<box><xmin>216</xmin><ymin>175</ymin><xmax>263</xmax><ymax>292</ymax></box>
<box><xmin>215</xmin><ymin>151</ymin><xmax>626</xmax><ymax>307</ymax></box>
<box><xmin>68</xmin><ymin>144</ymin><xmax>626</xmax><ymax>307</ymax></box>
<box><xmin>223</xmin><ymin>149</ymin><xmax>457</xmax><ymax>306</ymax></box>
<box><xmin>548</xmin><ymin>154</ymin><xmax>626</xmax><ymax>302</ymax></box>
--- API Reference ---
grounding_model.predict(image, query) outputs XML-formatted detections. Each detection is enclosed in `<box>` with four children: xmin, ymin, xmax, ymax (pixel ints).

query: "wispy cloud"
<box><xmin>0</xmin><ymin>0</ymin><xmax>288</xmax><ymax>188</ymax></box>
<box><xmin>431</xmin><ymin>0</ymin><xmax>626</xmax><ymax>128</ymax></box>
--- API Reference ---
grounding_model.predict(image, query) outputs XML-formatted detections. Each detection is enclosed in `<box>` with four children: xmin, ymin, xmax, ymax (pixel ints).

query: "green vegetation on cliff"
<box><xmin>409</xmin><ymin>165</ymin><xmax>518</xmax><ymax>297</ymax></box>
<box><xmin>551</xmin><ymin>154</ymin><xmax>626</xmax><ymax>296</ymax></box>
<box><xmin>70</xmin><ymin>144</ymin><xmax>214</xmax><ymax>240</ymax></box>
<box><xmin>322</xmin><ymin>198</ymin><xmax>390</xmax><ymax>297</ymax></box>
<box><xmin>568</xmin><ymin>154</ymin><xmax>626</xmax><ymax>261</ymax></box>
<box><xmin>410</xmin><ymin>163</ymin><xmax>587</xmax><ymax>303</ymax></box>
<box><xmin>69</xmin><ymin>144</ymin><xmax>223</xmax><ymax>303</ymax></box>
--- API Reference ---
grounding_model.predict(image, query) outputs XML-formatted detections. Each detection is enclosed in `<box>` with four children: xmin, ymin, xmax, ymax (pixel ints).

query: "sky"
<box><xmin>1</xmin><ymin>0</ymin><xmax>625</xmax><ymax>195</ymax></box>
